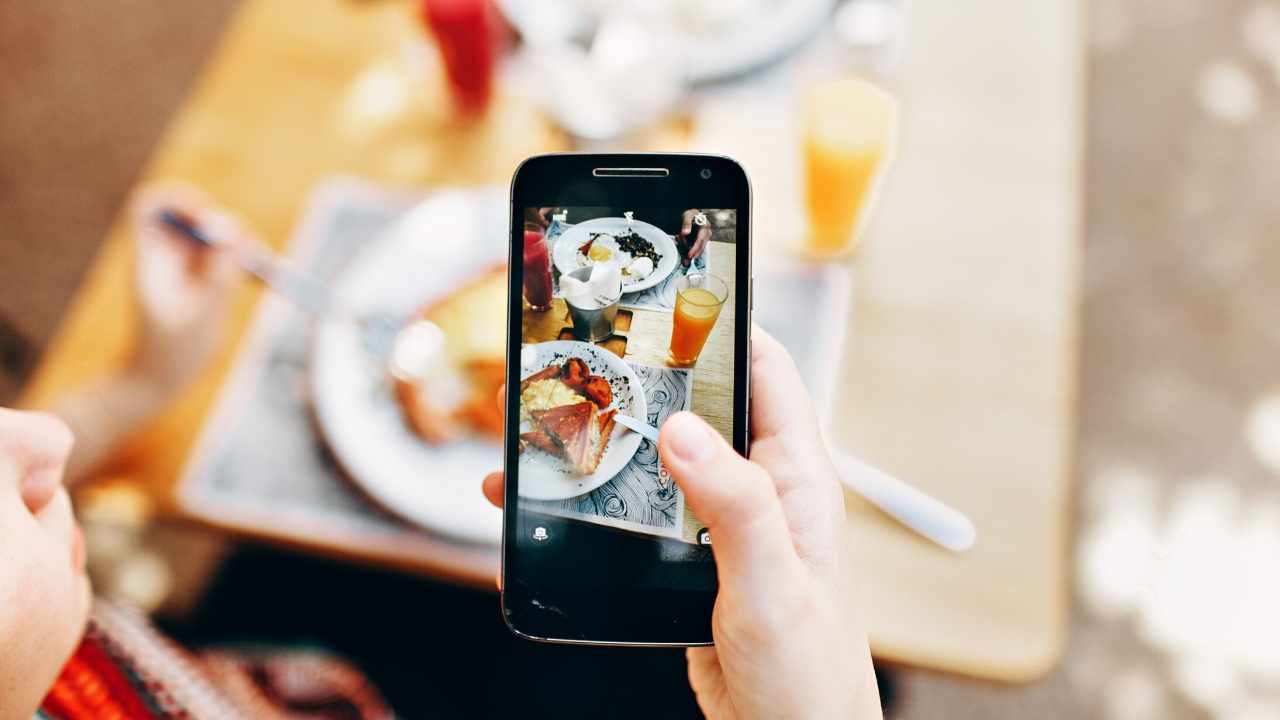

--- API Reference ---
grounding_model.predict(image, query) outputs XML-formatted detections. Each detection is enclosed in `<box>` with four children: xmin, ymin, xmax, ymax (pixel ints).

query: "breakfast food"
<box><xmin>615</xmin><ymin>229</ymin><xmax>660</xmax><ymax>266</ymax></box>
<box><xmin>392</xmin><ymin>265</ymin><xmax>506</xmax><ymax>444</ymax></box>
<box><xmin>519</xmin><ymin>357</ymin><xmax>617</xmax><ymax>475</ymax></box>
<box><xmin>577</xmin><ymin>229</ymin><xmax>662</xmax><ymax>282</ymax></box>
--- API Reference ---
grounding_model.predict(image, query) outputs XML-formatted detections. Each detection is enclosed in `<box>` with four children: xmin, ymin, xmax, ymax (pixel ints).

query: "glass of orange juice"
<box><xmin>803</xmin><ymin>76</ymin><xmax>899</xmax><ymax>257</ymax></box>
<box><xmin>669</xmin><ymin>273</ymin><xmax>729</xmax><ymax>366</ymax></box>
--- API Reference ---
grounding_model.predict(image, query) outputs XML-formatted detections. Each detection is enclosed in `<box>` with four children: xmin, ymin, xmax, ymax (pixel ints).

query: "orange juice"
<box><xmin>669</xmin><ymin>274</ymin><xmax>728</xmax><ymax>366</ymax></box>
<box><xmin>804</xmin><ymin>77</ymin><xmax>898</xmax><ymax>256</ymax></box>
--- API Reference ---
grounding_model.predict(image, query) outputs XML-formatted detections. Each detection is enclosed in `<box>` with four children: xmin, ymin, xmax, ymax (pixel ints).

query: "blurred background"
<box><xmin>3</xmin><ymin>0</ymin><xmax>1280</xmax><ymax>718</ymax></box>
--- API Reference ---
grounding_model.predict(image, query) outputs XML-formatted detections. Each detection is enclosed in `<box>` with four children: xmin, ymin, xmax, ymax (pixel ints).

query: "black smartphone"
<box><xmin>503</xmin><ymin>153</ymin><xmax>752</xmax><ymax>645</ymax></box>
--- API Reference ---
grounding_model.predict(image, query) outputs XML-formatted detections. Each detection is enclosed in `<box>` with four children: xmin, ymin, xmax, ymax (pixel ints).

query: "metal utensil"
<box><xmin>613</xmin><ymin>413</ymin><xmax>661</xmax><ymax>444</ymax></box>
<box><xmin>830</xmin><ymin>451</ymin><xmax>976</xmax><ymax>552</ymax></box>
<box><xmin>157</xmin><ymin>209</ymin><xmax>417</xmax><ymax>359</ymax></box>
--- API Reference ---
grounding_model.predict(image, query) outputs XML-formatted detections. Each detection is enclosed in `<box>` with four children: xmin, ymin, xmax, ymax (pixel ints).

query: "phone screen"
<box><xmin>504</xmin><ymin>154</ymin><xmax>750</xmax><ymax>645</ymax></box>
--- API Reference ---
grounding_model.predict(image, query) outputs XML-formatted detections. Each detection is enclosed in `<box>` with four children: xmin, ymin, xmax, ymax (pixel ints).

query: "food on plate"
<box><xmin>392</xmin><ymin>265</ymin><xmax>506</xmax><ymax>444</ymax></box>
<box><xmin>579</xmin><ymin>234</ymin><xmax>615</xmax><ymax>263</ymax></box>
<box><xmin>575</xmin><ymin>226</ymin><xmax>664</xmax><ymax>282</ymax></box>
<box><xmin>529</xmin><ymin>401</ymin><xmax>616</xmax><ymax>475</ymax></box>
<box><xmin>615</xmin><ymin>229</ymin><xmax>660</xmax><ymax>266</ymax></box>
<box><xmin>627</xmin><ymin>256</ymin><xmax>654</xmax><ymax>280</ymax></box>
<box><xmin>518</xmin><ymin>356</ymin><xmax>618</xmax><ymax>475</ymax></box>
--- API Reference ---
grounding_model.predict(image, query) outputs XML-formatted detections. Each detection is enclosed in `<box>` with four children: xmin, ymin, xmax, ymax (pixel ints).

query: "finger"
<box><xmin>0</xmin><ymin>408</ymin><xmax>74</xmax><ymax>513</ymax></box>
<box><xmin>495</xmin><ymin>384</ymin><xmax>506</xmax><ymax>417</ymax></box>
<box><xmin>483</xmin><ymin>471</ymin><xmax>505</xmax><ymax>509</ymax></box>
<box><xmin>748</xmin><ymin>326</ymin><xmax>823</xmax><ymax>445</ymax></box>
<box><xmin>689</xmin><ymin>228</ymin><xmax>709</xmax><ymax>260</ymax></box>
<box><xmin>132</xmin><ymin>183</ymin><xmax>246</xmax><ymax>286</ymax></box>
<box><xmin>660</xmin><ymin>412</ymin><xmax>799</xmax><ymax>587</ymax></box>
<box><xmin>681</xmin><ymin>209</ymin><xmax>694</xmax><ymax>236</ymax></box>
<box><xmin>685</xmin><ymin>647</ymin><xmax>724</xmax><ymax>706</ymax></box>
<box><xmin>746</xmin><ymin>327</ymin><xmax>846</xmax><ymax>575</ymax></box>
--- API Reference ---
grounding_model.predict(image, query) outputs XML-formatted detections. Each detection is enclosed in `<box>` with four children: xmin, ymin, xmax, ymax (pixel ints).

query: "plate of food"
<box><xmin>552</xmin><ymin>217</ymin><xmax>678</xmax><ymax>294</ymax></box>
<box><xmin>310</xmin><ymin>188</ymin><xmax>508</xmax><ymax>545</ymax></box>
<box><xmin>517</xmin><ymin>340</ymin><xmax>648</xmax><ymax>501</ymax></box>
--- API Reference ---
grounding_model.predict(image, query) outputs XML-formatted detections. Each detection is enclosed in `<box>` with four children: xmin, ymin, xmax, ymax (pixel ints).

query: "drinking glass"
<box><xmin>803</xmin><ymin>76</ymin><xmax>898</xmax><ymax>257</ymax></box>
<box><xmin>669</xmin><ymin>273</ymin><xmax>728</xmax><ymax>366</ymax></box>
<box><xmin>522</xmin><ymin>221</ymin><xmax>553</xmax><ymax>311</ymax></box>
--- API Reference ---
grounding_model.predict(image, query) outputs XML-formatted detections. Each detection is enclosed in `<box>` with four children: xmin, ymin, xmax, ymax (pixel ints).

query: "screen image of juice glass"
<box><xmin>518</xmin><ymin>206</ymin><xmax>737</xmax><ymax>556</ymax></box>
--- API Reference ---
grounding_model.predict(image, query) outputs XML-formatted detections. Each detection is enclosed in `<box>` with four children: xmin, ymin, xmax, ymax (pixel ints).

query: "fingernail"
<box><xmin>664</xmin><ymin>413</ymin><xmax>717</xmax><ymax>463</ymax></box>
<box><xmin>21</xmin><ymin>468</ymin><xmax>60</xmax><ymax>510</ymax></box>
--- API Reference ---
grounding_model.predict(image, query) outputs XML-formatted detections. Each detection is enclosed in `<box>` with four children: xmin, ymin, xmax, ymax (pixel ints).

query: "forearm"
<box><xmin>48</xmin><ymin>372</ymin><xmax>171</xmax><ymax>486</ymax></box>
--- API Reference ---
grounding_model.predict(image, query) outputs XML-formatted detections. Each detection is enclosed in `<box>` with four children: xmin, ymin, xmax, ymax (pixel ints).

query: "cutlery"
<box><xmin>830</xmin><ymin>451</ymin><xmax>976</xmax><ymax>553</ymax></box>
<box><xmin>613</xmin><ymin>413</ymin><xmax>661</xmax><ymax>444</ymax></box>
<box><xmin>597</xmin><ymin>400</ymin><xmax>662</xmax><ymax>444</ymax></box>
<box><xmin>157</xmin><ymin>209</ymin><xmax>424</xmax><ymax>360</ymax></box>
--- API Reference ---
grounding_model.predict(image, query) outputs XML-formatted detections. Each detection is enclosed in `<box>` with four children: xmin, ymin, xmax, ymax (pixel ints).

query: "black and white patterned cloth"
<box><xmin>527</xmin><ymin>363</ymin><xmax>693</xmax><ymax>538</ymax></box>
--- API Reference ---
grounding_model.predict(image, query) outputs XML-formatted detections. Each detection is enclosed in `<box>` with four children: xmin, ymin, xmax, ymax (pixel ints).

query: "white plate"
<box><xmin>497</xmin><ymin>0</ymin><xmax>834</xmax><ymax>84</ymax></box>
<box><xmin>516</xmin><ymin>340</ymin><xmax>647</xmax><ymax>501</ymax></box>
<box><xmin>310</xmin><ymin>188</ymin><xmax>508</xmax><ymax>545</ymax></box>
<box><xmin>552</xmin><ymin>217</ymin><xmax>678</xmax><ymax>294</ymax></box>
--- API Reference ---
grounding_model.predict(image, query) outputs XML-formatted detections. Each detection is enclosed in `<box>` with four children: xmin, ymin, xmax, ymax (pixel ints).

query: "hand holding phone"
<box><xmin>484</xmin><ymin>329</ymin><xmax>882</xmax><ymax>718</ymax></box>
<box><xmin>504</xmin><ymin>154</ymin><xmax>753</xmax><ymax>646</ymax></box>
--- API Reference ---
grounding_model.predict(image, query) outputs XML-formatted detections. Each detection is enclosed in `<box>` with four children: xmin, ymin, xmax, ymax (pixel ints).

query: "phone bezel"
<box><xmin>502</xmin><ymin>153</ymin><xmax>752</xmax><ymax>646</ymax></box>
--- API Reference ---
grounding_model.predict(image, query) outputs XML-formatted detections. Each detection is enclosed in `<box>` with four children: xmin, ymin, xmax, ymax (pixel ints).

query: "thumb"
<box><xmin>659</xmin><ymin>412</ymin><xmax>798</xmax><ymax>587</ymax></box>
<box><xmin>680</xmin><ymin>210</ymin><xmax>694</xmax><ymax>236</ymax></box>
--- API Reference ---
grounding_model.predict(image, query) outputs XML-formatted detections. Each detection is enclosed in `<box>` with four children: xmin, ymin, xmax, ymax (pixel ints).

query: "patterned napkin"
<box><xmin>546</xmin><ymin>219</ymin><xmax>708</xmax><ymax>312</ymax></box>
<box><xmin>526</xmin><ymin>362</ymin><xmax>694</xmax><ymax>540</ymax></box>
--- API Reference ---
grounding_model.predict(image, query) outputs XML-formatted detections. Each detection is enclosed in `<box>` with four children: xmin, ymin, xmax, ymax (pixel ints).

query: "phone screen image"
<box><xmin>516</xmin><ymin>206</ymin><xmax>736</xmax><ymax>553</ymax></box>
<box><xmin>503</xmin><ymin>153</ymin><xmax>751</xmax><ymax>645</ymax></box>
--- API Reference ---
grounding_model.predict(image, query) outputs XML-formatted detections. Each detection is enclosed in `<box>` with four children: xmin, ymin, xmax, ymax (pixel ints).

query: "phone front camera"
<box><xmin>700</xmin><ymin>169</ymin><xmax>712</xmax><ymax>179</ymax></box>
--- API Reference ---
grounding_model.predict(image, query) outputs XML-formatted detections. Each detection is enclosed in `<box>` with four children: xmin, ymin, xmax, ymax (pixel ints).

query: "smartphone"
<box><xmin>503</xmin><ymin>153</ymin><xmax>751</xmax><ymax>645</ymax></box>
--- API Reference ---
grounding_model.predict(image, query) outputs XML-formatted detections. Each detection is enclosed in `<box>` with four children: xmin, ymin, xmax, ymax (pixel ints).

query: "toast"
<box><xmin>393</xmin><ymin>265</ymin><xmax>507</xmax><ymax>444</ymax></box>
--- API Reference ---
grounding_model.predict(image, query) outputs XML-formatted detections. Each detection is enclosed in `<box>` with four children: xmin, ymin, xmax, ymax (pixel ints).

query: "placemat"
<box><xmin>177</xmin><ymin>178</ymin><xmax>436</xmax><ymax>545</ymax></box>
<box><xmin>526</xmin><ymin>363</ymin><xmax>700</xmax><ymax>542</ymax></box>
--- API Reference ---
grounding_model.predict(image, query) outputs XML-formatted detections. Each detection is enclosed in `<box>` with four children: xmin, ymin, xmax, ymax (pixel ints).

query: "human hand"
<box><xmin>481</xmin><ymin>330</ymin><xmax>881</xmax><ymax>719</ymax></box>
<box><xmin>523</xmin><ymin>207</ymin><xmax>554</xmax><ymax>231</ymax></box>
<box><xmin>0</xmin><ymin>408</ymin><xmax>91</xmax><ymax>720</ymax></box>
<box><xmin>126</xmin><ymin>184</ymin><xmax>247</xmax><ymax>391</ymax></box>
<box><xmin>679</xmin><ymin>209</ymin><xmax>711</xmax><ymax>266</ymax></box>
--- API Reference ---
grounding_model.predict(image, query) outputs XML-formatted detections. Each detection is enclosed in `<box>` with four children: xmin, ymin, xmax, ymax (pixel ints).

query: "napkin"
<box><xmin>562</xmin><ymin>261</ymin><xmax>622</xmax><ymax>309</ymax></box>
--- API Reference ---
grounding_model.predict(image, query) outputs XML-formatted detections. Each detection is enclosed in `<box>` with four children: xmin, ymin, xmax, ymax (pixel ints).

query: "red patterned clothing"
<box><xmin>39</xmin><ymin>601</ymin><xmax>391</xmax><ymax>720</ymax></box>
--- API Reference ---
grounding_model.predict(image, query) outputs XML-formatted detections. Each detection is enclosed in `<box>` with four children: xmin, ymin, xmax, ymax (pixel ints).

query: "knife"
<box><xmin>600</xmin><ymin>402</ymin><xmax>661</xmax><ymax>444</ymax></box>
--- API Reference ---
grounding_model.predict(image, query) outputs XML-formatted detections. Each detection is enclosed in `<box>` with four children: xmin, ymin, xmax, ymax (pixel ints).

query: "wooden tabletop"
<box><xmin>20</xmin><ymin>0</ymin><xmax>1078</xmax><ymax>682</ymax></box>
<box><xmin>691</xmin><ymin>2</ymin><xmax>1081</xmax><ymax>682</ymax></box>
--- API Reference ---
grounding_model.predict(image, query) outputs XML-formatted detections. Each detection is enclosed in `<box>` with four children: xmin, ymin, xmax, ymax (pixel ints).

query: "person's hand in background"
<box><xmin>679</xmin><ymin>209</ymin><xmax>711</xmax><ymax>266</ymax></box>
<box><xmin>0</xmin><ymin>408</ymin><xmax>90</xmax><ymax>720</ymax></box>
<box><xmin>51</xmin><ymin>184</ymin><xmax>249</xmax><ymax>484</ymax></box>
<box><xmin>523</xmin><ymin>207</ymin><xmax>554</xmax><ymax>231</ymax></box>
<box><xmin>127</xmin><ymin>184</ymin><xmax>245</xmax><ymax>391</ymax></box>
<box><xmin>482</xmin><ymin>329</ymin><xmax>882</xmax><ymax>719</ymax></box>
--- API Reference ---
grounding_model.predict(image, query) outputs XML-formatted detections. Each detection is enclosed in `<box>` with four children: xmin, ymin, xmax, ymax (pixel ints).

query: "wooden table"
<box><xmin>21</xmin><ymin>0</ymin><xmax>1079</xmax><ymax>683</ymax></box>
<box><xmin>692</xmin><ymin>2</ymin><xmax>1081</xmax><ymax>682</ymax></box>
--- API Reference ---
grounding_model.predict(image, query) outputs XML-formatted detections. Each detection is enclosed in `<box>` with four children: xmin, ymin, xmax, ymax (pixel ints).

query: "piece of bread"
<box><xmin>531</xmin><ymin>401</ymin><xmax>599</xmax><ymax>474</ymax></box>
<box><xmin>393</xmin><ymin>265</ymin><xmax>507</xmax><ymax>445</ymax></box>
<box><xmin>529</xmin><ymin>401</ymin><xmax>617</xmax><ymax>475</ymax></box>
<box><xmin>520</xmin><ymin>428</ymin><xmax>562</xmax><ymax>456</ymax></box>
